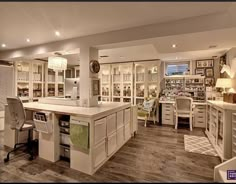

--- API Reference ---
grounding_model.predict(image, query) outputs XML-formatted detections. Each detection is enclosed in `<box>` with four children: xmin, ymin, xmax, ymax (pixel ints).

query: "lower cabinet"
<box><xmin>107</xmin><ymin>132</ymin><xmax>117</xmax><ymax>156</ymax></box>
<box><xmin>117</xmin><ymin>125</ymin><xmax>125</xmax><ymax>147</ymax></box>
<box><xmin>93</xmin><ymin>139</ymin><xmax>106</xmax><ymax>168</ymax></box>
<box><xmin>124</xmin><ymin>123</ymin><xmax>131</xmax><ymax>141</ymax></box>
<box><xmin>161</xmin><ymin>103</ymin><xmax>174</xmax><ymax>125</ymax></box>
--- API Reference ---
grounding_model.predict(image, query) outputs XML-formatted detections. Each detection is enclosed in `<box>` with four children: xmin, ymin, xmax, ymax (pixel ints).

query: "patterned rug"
<box><xmin>184</xmin><ymin>135</ymin><xmax>218</xmax><ymax>157</ymax></box>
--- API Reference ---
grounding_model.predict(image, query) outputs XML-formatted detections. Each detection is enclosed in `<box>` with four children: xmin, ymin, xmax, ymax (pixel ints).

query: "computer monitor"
<box><xmin>65</xmin><ymin>78</ymin><xmax>80</xmax><ymax>98</ymax></box>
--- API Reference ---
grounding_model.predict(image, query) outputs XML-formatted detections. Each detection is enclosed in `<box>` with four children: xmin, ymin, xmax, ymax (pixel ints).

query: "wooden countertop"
<box><xmin>23</xmin><ymin>101</ymin><xmax>131</xmax><ymax>118</ymax></box>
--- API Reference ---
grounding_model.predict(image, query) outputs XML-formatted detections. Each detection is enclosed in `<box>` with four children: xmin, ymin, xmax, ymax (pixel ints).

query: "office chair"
<box><xmin>4</xmin><ymin>97</ymin><xmax>35</xmax><ymax>162</ymax></box>
<box><xmin>173</xmin><ymin>96</ymin><xmax>194</xmax><ymax>131</ymax></box>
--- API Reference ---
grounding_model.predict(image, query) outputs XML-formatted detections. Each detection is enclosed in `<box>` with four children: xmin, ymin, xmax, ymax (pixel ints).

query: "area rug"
<box><xmin>184</xmin><ymin>135</ymin><xmax>218</xmax><ymax>157</ymax></box>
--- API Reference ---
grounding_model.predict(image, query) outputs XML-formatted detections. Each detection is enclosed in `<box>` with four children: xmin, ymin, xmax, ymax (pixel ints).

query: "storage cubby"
<box><xmin>59</xmin><ymin>115</ymin><xmax>70</xmax><ymax>162</ymax></box>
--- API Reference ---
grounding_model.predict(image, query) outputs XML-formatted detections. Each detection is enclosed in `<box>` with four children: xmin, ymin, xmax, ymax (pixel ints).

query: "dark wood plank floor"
<box><xmin>0</xmin><ymin>121</ymin><xmax>221</xmax><ymax>182</ymax></box>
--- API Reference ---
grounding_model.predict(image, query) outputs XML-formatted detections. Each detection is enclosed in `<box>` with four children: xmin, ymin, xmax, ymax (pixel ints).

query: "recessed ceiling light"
<box><xmin>26</xmin><ymin>38</ymin><xmax>30</xmax><ymax>43</ymax></box>
<box><xmin>1</xmin><ymin>43</ymin><xmax>6</xmax><ymax>48</ymax></box>
<box><xmin>172</xmin><ymin>44</ymin><xmax>176</xmax><ymax>48</ymax></box>
<box><xmin>55</xmin><ymin>31</ymin><xmax>60</xmax><ymax>37</ymax></box>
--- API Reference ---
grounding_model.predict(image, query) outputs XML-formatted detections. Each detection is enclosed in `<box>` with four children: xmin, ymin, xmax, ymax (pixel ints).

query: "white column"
<box><xmin>79</xmin><ymin>45</ymin><xmax>99</xmax><ymax>107</ymax></box>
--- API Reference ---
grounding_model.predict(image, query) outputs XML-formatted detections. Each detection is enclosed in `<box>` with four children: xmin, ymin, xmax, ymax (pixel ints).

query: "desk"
<box><xmin>159</xmin><ymin>100</ymin><xmax>207</xmax><ymax>128</ymax></box>
<box><xmin>4</xmin><ymin>101</ymin><xmax>137</xmax><ymax>175</ymax></box>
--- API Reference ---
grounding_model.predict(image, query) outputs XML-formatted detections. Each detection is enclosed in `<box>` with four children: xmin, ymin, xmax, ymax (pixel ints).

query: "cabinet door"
<box><xmin>94</xmin><ymin>118</ymin><xmax>106</xmax><ymax>145</ymax></box>
<box><xmin>106</xmin><ymin>113</ymin><xmax>116</xmax><ymax>136</ymax></box>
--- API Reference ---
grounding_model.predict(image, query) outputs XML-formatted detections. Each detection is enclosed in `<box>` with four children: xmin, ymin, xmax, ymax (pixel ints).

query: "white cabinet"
<box><xmin>124</xmin><ymin>108</ymin><xmax>131</xmax><ymax>125</ymax></box>
<box><xmin>117</xmin><ymin>126</ymin><xmax>125</xmax><ymax>147</ymax></box>
<box><xmin>162</xmin><ymin>103</ymin><xmax>174</xmax><ymax>125</ymax></box>
<box><xmin>116</xmin><ymin>110</ymin><xmax>124</xmax><ymax>129</ymax></box>
<box><xmin>232</xmin><ymin>113</ymin><xmax>236</xmax><ymax>157</ymax></box>
<box><xmin>124</xmin><ymin>123</ymin><xmax>131</xmax><ymax>141</ymax></box>
<box><xmin>15</xmin><ymin>60</ymin><xmax>45</xmax><ymax>102</ymax></box>
<box><xmin>45</xmin><ymin>64</ymin><xmax>66</xmax><ymax>97</ymax></box>
<box><xmin>107</xmin><ymin>132</ymin><xmax>117</xmax><ymax>156</ymax></box>
<box><xmin>206</xmin><ymin>101</ymin><xmax>236</xmax><ymax>161</ymax></box>
<box><xmin>134</xmin><ymin>61</ymin><xmax>160</xmax><ymax>105</ymax></box>
<box><xmin>194</xmin><ymin>105</ymin><xmax>206</xmax><ymax>128</ymax></box>
<box><xmin>93</xmin><ymin>140</ymin><xmax>106</xmax><ymax>168</ymax></box>
<box><xmin>94</xmin><ymin>118</ymin><xmax>106</xmax><ymax>145</ymax></box>
<box><xmin>106</xmin><ymin>113</ymin><xmax>116</xmax><ymax>136</ymax></box>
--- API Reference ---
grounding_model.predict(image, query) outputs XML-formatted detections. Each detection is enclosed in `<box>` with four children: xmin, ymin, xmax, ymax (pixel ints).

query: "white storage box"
<box><xmin>116</xmin><ymin>110</ymin><xmax>124</xmax><ymax>129</ymax></box>
<box><xmin>124</xmin><ymin>108</ymin><xmax>131</xmax><ymax>124</ymax></box>
<box><xmin>117</xmin><ymin>125</ymin><xmax>124</xmax><ymax>147</ymax></box>
<box><xmin>60</xmin><ymin>133</ymin><xmax>70</xmax><ymax>146</ymax></box>
<box><xmin>107</xmin><ymin>132</ymin><xmax>117</xmax><ymax>156</ymax></box>
<box><xmin>94</xmin><ymin>118</ymin><xmax>106</xmax><ymax>145</ymax></box>
<box><xmin>93</xmin><ymin>139</ymin><xmax>106</xmax><ymax>168</ymax></box>
<box><xmin>106</xmin><ymin>113</ymin><xmax>116</xmax><ymax>136</ymax></box>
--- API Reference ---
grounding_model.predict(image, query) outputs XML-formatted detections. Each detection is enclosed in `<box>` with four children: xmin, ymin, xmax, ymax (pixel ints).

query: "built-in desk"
<box><xmin>4</xmin><ymin>101</ymin><xmax>137</xmax><ymax>175</ymax></box>
<box><xmin>159</xmin><ymin>100</ymin><xmax>207</xmax><ymax>128</ymax></box>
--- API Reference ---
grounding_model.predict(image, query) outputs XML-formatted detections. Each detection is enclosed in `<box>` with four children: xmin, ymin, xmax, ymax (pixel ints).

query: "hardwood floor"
<box><xmin>0</xmin><ymin>121</ymin><xmax>221</xmax><ymax>182</ymax></box>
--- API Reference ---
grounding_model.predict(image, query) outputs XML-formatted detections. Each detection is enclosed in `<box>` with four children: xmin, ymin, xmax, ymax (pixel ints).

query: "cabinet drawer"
<box><xmin>162</xmin><ymin>118</ymin><xmax>174</xmax><ymax>125</ymax></box>
<box><xmin>124</xmin><ymin>123</ymin><xmax>131</xmax><ymax>141</ymax></box>
<box><xmin>94</xmin><ymin>118</ymin><xmax>106</xmax><ymax>145</ymax></box>
<box><xmin>93</xmin><ymin>140</ymin><xmax>106</xmax><ymax>168</ymax></box>
<box><xmin>117</xmin><ymin>110</ymin><xmax>124</xmax><ymax>129</ymax></box>
<box><xmin>117</xmin><ymin>126</ymin><xmax>124</xmax><ymax>147</ymax></box>
<box><xmin>124</xmin><ymin>108</ymin><xmax>131</xmax><ymax>125</ymax></box>
<box><xmin>106</xmin><ymin>113</ymin><xmax>116</xmax><ymax>136</ymax></box>
<box><xmin>107</xmin><ymin>132</ymin><xmax>117</xmax><ymax>156</ymax></box>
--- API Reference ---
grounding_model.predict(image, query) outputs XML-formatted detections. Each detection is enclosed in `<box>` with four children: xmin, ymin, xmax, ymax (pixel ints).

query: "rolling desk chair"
<box><xmin>4</xmin><ymin>97</ymin><xmax>35</xmax><ymax>162</ymax></box>
<box><xmin>173</xmin><ymin>97</ymin><xmax>194</xmax><ymax>131</ymax></box>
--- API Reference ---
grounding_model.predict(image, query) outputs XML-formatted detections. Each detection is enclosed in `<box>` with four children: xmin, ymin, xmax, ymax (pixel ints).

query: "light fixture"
<box><xmin>55</xmin><ymin>31</ymin><xmax>60</xmax><ymax>37</ymax></box>
<box><xmin>215</xmin><ymin>78</ymin><xmax>232</xmax><ymax>93</ymax></box>
<box><xmin>172</xmin><ymin>44</ymin><xmax>176</xmax><ymax>48</ymax></box>
<box><xmin>1</xmin><ymin>43</ymin><xmax>6</xmax><ymax>48</ymax></box>
<box><xmin>48</xmin><ymin>56</ymin><xmax>67</xmax><ymax>71</ymax></box>
<box><xmin>26</xmin><ymin>38</ymin><xmax>30</xmax><ymax>43</ymax></box>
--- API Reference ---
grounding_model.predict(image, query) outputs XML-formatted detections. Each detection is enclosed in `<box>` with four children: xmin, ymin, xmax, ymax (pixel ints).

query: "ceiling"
<box><xmin>0</xmin><ymin>2</ymin><xmax>232</xmax><ymax>50</ymax></box>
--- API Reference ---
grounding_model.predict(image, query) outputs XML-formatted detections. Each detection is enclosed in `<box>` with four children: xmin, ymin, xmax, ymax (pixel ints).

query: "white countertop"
<box><xmin>159</xmin><ymin>100</ymin><xmax>207</xmax><ymax>105</ymax></box>
<box><xmin>207</xmin><ymin>100</ymin><xmax>236</xmax><ymax>110</ymax></box>
<box><xmin>23</xmin><ymin>101</ymin><xmax>131</xmax><ymax>118</ymax></box>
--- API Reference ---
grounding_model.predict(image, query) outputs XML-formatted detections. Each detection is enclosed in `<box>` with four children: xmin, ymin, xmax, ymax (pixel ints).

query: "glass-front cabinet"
<box><xmin>15</xmin><ymin>60</ymin><xmax>45</xmax><ymax>102</ymax></box>
<box><xmin>100</xmin><ymin>64</ymin><xmax>111</xmax><ymax>102</ymax></box>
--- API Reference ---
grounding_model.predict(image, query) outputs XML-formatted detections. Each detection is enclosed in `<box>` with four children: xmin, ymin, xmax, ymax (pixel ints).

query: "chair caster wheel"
<box><xmin>4</xmin><ymin>158</ymin><xmax>9</xmax><ymax>163</ymax></box>
<box><xmin>29</xmin><ymin>156</ymin><xmax>34</xmax><ymax>161</ymax></box>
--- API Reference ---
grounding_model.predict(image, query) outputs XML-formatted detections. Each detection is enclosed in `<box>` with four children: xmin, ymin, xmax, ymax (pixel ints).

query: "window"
<box><xmin>165</xmin><ymin>61</ymin><xmax>190</xmax><ymax>76</ymax></box>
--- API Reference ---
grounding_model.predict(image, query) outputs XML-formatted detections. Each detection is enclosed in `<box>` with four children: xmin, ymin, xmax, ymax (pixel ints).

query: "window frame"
<box><xmin>164</xmin><ymin>60</ymin><xmax>191</xmax><ymax>76</ymax></box>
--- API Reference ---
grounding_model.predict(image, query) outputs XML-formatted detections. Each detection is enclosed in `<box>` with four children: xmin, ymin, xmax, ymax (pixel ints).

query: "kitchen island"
<box><xmin>4</xmin><ymin>101</ymin><xmax>137</xmax><ymax>175</ymax></box>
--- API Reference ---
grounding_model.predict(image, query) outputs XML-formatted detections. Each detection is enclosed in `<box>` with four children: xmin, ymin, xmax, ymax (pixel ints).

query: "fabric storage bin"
<box><xmin>106</xmin><ymin>113</ymin><xmax>116</xmax><ymax>136</ymax></box>
<box><xmin>60</xmin><ymin>145</ymin><xmax>70</xmax><ymax>160</ymax></box>
<box><xmin>117</xmin><ymin>125</ymin><xmax>124</xmax><ymax>147</ymax></box>
<box><xmin>124</xmin><ymin>108</ymin><xmax>131</xmax><ymax>124</ymax></box>
<box><xmin>93</xmin><ymin>139</ymin><xmax>106</xmax><ymax>168</ymax></box>
<box><xmin>94</xmin><ymin>118</ymin><xmax>106</xmax><ymax>145</ymax></box>
<box><xmin>124</xmin><ymin>123</ymin><xmax>131</xmax><ymax>141</ymax></box>
<box><xmin>60</xmin><ymin>133</ymin><xmax>70</xmax><ymax>146</ymax></box>
<box><xmin>116</xmin><ymin>110</ymin><xmax>124</xmax><ymax>129</ymax></box>
<box><xmin>107</xmin><ymin>132</ymin><xmax>117</xmax><ymax>156</ymax></box>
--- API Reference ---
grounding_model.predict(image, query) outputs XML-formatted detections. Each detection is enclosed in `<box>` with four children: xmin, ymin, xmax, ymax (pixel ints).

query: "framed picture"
<box><xmin>205</xmin><ymin>68</ymin><xmax>214</xmax><ymax>77</ymax></box>
<box><xmin>196</xmin><ymin>59</ymin><xmax>214</xmax><ymax>68</ymax></box>
<box><xmin>195</xmin><ymin>68</ymin><xmax>205</xmax><ymax>76</ymax></box>
<box><xmin>205</xmin><ymin>77</ymin><xmax>215</xmax><ymax>86</ymax></box>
